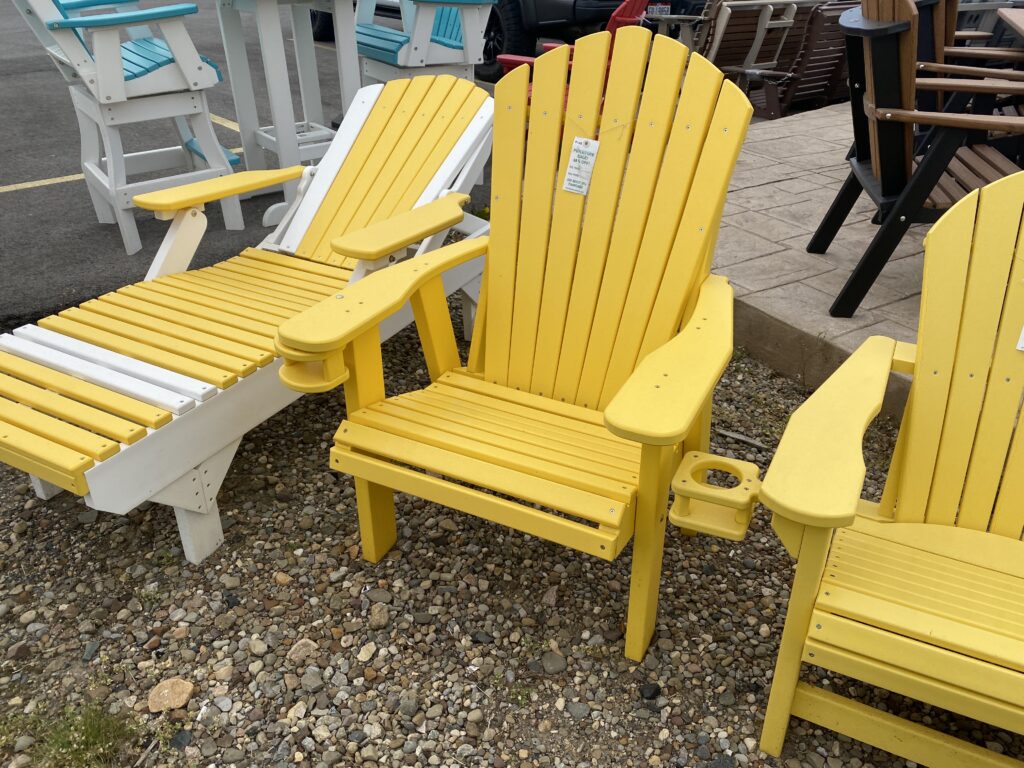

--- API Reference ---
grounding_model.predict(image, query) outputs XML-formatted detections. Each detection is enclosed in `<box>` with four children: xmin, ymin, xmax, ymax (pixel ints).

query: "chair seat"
<box><xmin>356</xmin><ymin>20</ymin><xmax>463</xmax><ymax>65</ymax></box>
<box><xmin>120</xmin><ymin>37</ymin><xmax>221</xmax><ymax>82</ymax></box>
<box><xmin>804</xmin><ymin>516</ymin><xmax>1024</xmax><ymax>731</ymax></box>
<box><xmin>0</xmin><ymin>249</ymin><xmax>348</xmax><ymax>495</ymax></box>
<box><xmin>924</xmin><ymin>144</ymin><xmax>1022</xmax><ymax>209</ymax></box>
<box><xmin>334</xmin><ymin>371</ymin><xmax>641</xmax><ymax>556</ymax></box>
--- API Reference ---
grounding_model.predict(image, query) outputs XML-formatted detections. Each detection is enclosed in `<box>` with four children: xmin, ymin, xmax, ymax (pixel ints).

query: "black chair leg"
<box><xmin>829</xmin><ymin>128</ymin><xmax>964</xmax><ymax>317</ymax></box>
<box><xmin>808</xmin><ymin>171</ymin><xmax>863</xmax><ymax>254</ymax></box>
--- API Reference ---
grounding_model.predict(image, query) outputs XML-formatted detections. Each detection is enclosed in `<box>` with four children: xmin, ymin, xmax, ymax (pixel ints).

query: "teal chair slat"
<box><xmin>356</xmin><ymin>9</ymin><xmax>468</xmax><ymax>63</ymax></box>
<box><xmin>430</xmin><ymin>7</ymin><xmax>463</xmax><ymax>49</ymax></box>
<box><xmin>118</xmin><ymin>37</ymin><xmax>222</xmax><ymax>81</ymax></box>
<box><xmin>184</xmin><ymin>138</ymin><xmax>242</xmax><ymax>166</ymax></box>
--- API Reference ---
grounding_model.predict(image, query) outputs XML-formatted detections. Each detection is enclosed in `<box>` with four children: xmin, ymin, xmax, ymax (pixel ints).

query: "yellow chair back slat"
<box><xmin>890</xmin><ymin>173</ymin><xmax>1024</xmax><ymax>538</ymax></box>
<box><xmin>476</xmin><ymin>27</ymin><xmax>751</xmax><ymax>410</ymax></box>
<box><xmin>295</xmin><ymin>76</ymin><xmax>488</xmax><ymax>264</ymax></box>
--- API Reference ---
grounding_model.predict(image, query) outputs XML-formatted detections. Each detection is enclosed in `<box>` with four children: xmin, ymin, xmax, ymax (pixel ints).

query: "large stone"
<box><xmin>148</xmin><ymin>678</ymin><xmax>194</xmax><ymax>713</ymax></box>
<box><xmin>286</xmin><ymin>638</ymin><xmax>318</xmax><ymax>663</ymax></box>
<box><xmin>540</xmin><ymin>651</ymin><xmax>567</xmax><ymax>675</ymax></box>
<box><xmin>367</xmin><ymin>603</ymin><xmax>390</xmax><ymax>630</ymax></box>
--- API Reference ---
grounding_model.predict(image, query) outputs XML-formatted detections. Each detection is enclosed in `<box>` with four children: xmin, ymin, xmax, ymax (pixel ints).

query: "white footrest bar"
<box><xmin>0</xmin><ymin>333</ymin><xmax>196</xmax><ymax>415</ymax></box>
<box><xmin>13</xmin><ymin>325</ymin><xmax>216</xmax><ymax>402</ymax></box>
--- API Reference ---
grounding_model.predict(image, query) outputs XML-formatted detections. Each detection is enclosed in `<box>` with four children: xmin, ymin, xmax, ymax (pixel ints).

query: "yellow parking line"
<box><xmin>0</xmin><ymin>173</ymin><xmax>85</xmax><ymax>194</ymax></box>
<box><xmin>211</xmin><ymin>114</ymin><xmax>241</xmax><ymax>133</ymax></box>
<box><xmin>0</xmin><ymin>148</ymin><xmax>245</xmax><ymax>195</ymax></box>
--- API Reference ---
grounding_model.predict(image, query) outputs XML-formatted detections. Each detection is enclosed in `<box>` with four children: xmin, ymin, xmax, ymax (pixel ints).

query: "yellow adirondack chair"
<box><xmin>759</xmin><ymin>173</ymin><xmax>1024</xmax><ymax>766</ymax></box>
<box><xmin>276</xmin><ymin>26</ymin><xmax>754</xmax><ymax>661</ymax></box>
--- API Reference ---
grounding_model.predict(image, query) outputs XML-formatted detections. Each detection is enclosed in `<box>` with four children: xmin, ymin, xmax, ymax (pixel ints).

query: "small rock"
<box><xmin>249</xmin><ymin>638</ymin><xmax>268</xmax><ymax>656</ymax></box>
<box><xmin>148</xmin><ymin>678</ymin><xmax>194</xmax><ymax>713</ymax></box>
<box><xmin>366</xmin><ymin>588</ymin><xmax>392</xmax><ymax>604</ymax></box>
<box><xmin>356</xmin><ymin>642</ymin><xmax>377</xmax><ymax>663</ymax></box>
<box><xmin>566</xmin><ymin>702</ymin><xmax>590</xmax><ymax>720</ymax></box>
<box><xmin>13</xmin><ymin>735</ymin><xmax>34</xmax><ymax>753</ymax></box>
<box><xmin>219</xmin><ymin>575</ymin><xmax>240</xmax><ymax>589</ymax></box>
<box><xmin>541</xmin><ymin>651</ymin><xmax>567</xmax><ymax>675</ymax></box>
<box><xmin>214</xmin><ymin>696</ymin><xmax>232</xmax><ymax>713</ymax></box>
<box><xmin>439</xmin><ymin>518</ymin><xmax>458</xmax><ymax>531</ymax></box>
<box><xmin>223</xmin><ymin>747</ymin><xmax>245</xmax><ymax>763</ymax></box>
<box><xmin>286</xmin><ymin>638</ymin><xmax>317</xmax><ymax>663</ymax></box>
<box><xmin>367</xmin><ymin>603</ymin><xmax>390</xmax><ymax>630</ymax></box>
<box><xmin>467</xmin><ymin>708</ymin><xmax>484</xmax><ymax>723</ymax></box>
<box><xmin>82</xmin><ymin>640</ymin><xmax>100</xmax><ymax>662</ymax></box>
<box><xmin>274</xmin><ymin>571</ymin><xmax>293</xmax><ymax>586</ymax></box>
<box><xmin>640</xmin><ymin>682</ymin><xmax>661</xmax><ymax>700</ymax></box>
<box><xmin>169</xmin><ymin>730</ymin><xmax>192</xmax><ymax>750</ymax></box>
<box><xmin>6</xmin><ymin>641</ymin><xmax>30</xmax><ymax>661</ymax></box>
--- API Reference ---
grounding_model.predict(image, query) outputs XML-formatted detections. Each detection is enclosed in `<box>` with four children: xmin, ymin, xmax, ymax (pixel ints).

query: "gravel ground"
<box><xmin>0</xmin><ymin>304</ymin><xmax>1021</xmax><ymax>768</ymax></box>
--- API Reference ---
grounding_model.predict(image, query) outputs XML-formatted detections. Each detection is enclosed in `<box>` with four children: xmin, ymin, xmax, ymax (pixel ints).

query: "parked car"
<box><xmin>309</xmin><ymin>0</ymin><xmax>622</xmax><ymax>82</ymax></box>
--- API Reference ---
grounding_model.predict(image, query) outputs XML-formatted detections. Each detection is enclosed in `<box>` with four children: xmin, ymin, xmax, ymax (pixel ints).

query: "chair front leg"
<box><xmin>760</xmin><ymin>524</ymin><xmax>833</xmax><ymax>755</ymax></box>
<box><xmin>624</xmin><ymin>442</ymin><xmax>677</xmax><ymax>662</ymax></box>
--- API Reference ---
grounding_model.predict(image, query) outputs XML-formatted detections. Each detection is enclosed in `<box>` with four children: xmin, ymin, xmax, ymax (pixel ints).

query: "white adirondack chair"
<box><xmin>11</xmin><ymin>0</ymin><xmax>243</xmax><ymax>254</ymax></box>
<box><xmin>355</xmin><ymin>0</ymin><xmax>495</xmax><ymax>84</ymax></box>
<box><xmin>0</xmin><ymin>77</ymin><xmax>493</xmax><ymax>564</ymax></box>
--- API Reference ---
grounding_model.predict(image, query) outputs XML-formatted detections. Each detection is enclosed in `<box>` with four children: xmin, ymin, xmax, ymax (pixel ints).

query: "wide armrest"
<box><xmin>604</xmin><ymin>275</ymin><xmax>732</xmax><ymax>445</ymax></box>
<box><xmin>497</xmin><ymin>54</ymin><xmax>536</xmax><ymax>73</ymax></box>
<box><xmin>759</xmin><ymin>336</ymin><xmax>896</xmax><ymax>529</ymax></box>
<box><xmin>47</xmin><ymin>3</ymin><xmax>196</xmax><ymax>28</ymax></box>
<box><xmin>133</xmin><ymin>166</ymin><xmax>304</xmax><ymax>212</ymax></box>
<box><xmin>331</xmin><ymin>193</ymin><xmax>470</xmax><ymax>261</ymax></box>
<box><xmin>278</xmin><ymin>236</ymin><xmax>489</xmax><ymax>355</ymax></box>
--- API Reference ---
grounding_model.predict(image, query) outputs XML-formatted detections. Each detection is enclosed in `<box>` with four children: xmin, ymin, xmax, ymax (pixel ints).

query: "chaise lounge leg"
<box><xmin>30</xmin><ymin>475</ymin><xmax>63</xmax><ymax>501</ymax></box>
<box><xmin>149</xmin><ymin>440</ymin><xmax>240</xmax><ymax>564</ymax></box>
<box><xmin>355</xmin><ymin>477</ymin><xmax>397</xmax><ymax>563</ymax></box>
<box><xmin>174</xmin><ymin>502</ymin><xmax>225</xmax><ymax>565</ymax></box>
<box><xmin>760</xmin><ymin>525</ymin><xmax>832</xmax><ymax>755</ymax></box>
<box><xmin>624</xmin><ymin>443</ymin><xmax>675</xmax><ymax>662</ymax></box>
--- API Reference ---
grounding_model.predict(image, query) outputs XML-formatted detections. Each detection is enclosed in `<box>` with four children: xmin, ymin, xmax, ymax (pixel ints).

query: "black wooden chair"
<box><xmin>808</xmin><ymin>0</ymin><xmax>1024</xmax><ymax>317</ymax></box>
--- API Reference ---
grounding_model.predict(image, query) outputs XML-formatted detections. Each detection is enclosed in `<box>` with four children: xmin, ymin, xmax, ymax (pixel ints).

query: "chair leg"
<box><xmin>30</xmin><ymin>475</ymin><xmax>63</xmax><ymax>500</ymax></box>
<box><xmin>830</xmin><ymin>128</ymin><xmax>964</xmax><ymax>317</ymax></box>
<box><xmin>74</xmin><ymin>106</ymin><xmax>116</xmax><ymax>224</ymax></box>
<box><xmin>172</xmin><ymin>116</ymin><xmax>197</xmax><ymax>171</ymax></box>
<box><xmin>98</xmin><ymin>123</ymin><xmax>142</xmax><ymax>254</ymax></box>
<box><xmin>355</xmin><ymin>477</ymin><xmax>397</xmax><ymax>563</ymax></box>
<box><xmin>624</xmin><ymin>443</ymin><xmax>676</xmax><ymax>662</ymax></box>
<box><xmin>760</xmin><ymin>526</ymin><xmax>832</xmax><ymax>756</ymax></box>
<box><xmin>807</xmin><ymin>171</ymin><xmax>863</xmax><ymax>254</ymax></box>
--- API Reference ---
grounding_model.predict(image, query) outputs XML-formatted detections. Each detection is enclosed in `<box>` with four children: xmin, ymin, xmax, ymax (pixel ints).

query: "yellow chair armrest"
<box><xmin>603</xmin><ymin>275</ymin><xmax>733</xmax><ymax>445</ymax></box>
<box><xmin>275</xmin><ymin>236</ymin><xmax>489</xmax><ymax>392</ymax></box>
<box><xmin>330</xmin><ymin>193</ymin><xmax>472</xmax><ymax>261</ymax></box>
<box><xmin>759</xmin><ymin>336</ymin><xmax>897</xmax><ymax>529</ymax></box>
<box><xmin>133</xmin><ymin>166</ymin><xmax>305</xmax><ymax>212</ymax></box>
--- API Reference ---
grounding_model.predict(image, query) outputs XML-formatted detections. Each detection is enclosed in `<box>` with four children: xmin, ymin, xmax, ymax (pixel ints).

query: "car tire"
<box><xmin>475</xmin><ymin>0</ymin><xmax>536</xmax><ymax>83</ymax></box>
<box><xmin>310</xmin><ymin>10</ymin><xmax>335</xmax><ymax>42</ymax></box>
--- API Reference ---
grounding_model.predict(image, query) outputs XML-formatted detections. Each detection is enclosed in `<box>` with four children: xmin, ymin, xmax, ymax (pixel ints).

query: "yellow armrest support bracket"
<box><xmin>330</xmin><ymin>193</ymin><xmax>471</xmax><ymax>261</ymax></box>
<box><xmin>276</xmin><ymin>236</ymin><xmax>490</xmax><ymax>393</ymax></box>
<box><xmin>604</xmin><ymin>275</ymin><xmax>733</xmax><ymax>445</ymax></box>
<box><xmin>133</xmin><ymin>166</ymin><xmax>305</xmax><ymax>212</ymax></box>
<box><xmin>759</xmin><ymin>335</ymin><xmax>897</xmax><ymax>529</ymax></box>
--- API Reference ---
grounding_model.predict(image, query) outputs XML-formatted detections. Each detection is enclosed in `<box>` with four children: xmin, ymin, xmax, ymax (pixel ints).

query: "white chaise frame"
<box><xmin>7</xmin><ymin>83</ymin><xmax>494</xmax><ymax>564</ymax></box>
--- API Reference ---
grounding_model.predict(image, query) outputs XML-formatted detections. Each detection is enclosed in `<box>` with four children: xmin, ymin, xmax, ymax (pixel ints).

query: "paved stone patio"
<box><xmin>717</xmin><ymin>103</ymin><xmax>925</xmax><ymax>394</ymax></box>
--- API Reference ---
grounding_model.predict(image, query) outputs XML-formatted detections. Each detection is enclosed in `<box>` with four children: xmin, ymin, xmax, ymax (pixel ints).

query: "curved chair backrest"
<box><xmin>881</xmin><ymin>172</ymin><xmax>1024</xmax><ymax>539</ymax></box>
<box><xmin>11</xmin><ymin>0</ymin><xmax>94</xmax><ymax>77</ymax></box>
<box><xmin>472</xmin><ymin>27</ymin><xmax>752</xmax><ymax>409</ymax></box>
<box><xmin>281</xmin><ymin>75</ymin><xmax>492</xmax><ymax>264</ymax></box>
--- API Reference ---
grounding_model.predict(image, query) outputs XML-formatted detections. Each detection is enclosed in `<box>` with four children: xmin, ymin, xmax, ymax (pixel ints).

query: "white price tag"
<box><xmin>1017</xmin><ymin>324</ymin><xmax>1024</xmax><ymax>352</ymax></box>
<box><xmin>563</xmin><ymin>137</ymin><xmax>600</xmax><ymax>195</ymax></box>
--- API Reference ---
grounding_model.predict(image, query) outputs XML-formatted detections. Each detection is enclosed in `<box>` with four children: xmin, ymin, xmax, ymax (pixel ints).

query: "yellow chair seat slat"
<box><xmin>132</xmin><ymin>282</ymin><xmax>291</xmax><ymax>328</ymax></box>
<box><xmin>218</xmin><ymin>255</ymin><xmax>347</xmax><ymax>295</ymax></box>
<box><xmin>57</xmin><ymin>307</ymin><xmax>258</xmax><ymax>378</ymax></box>
<box><xmin>0</xmin><ymin>371</ymin><xmax>147</xmax><ymax>445</ymax></box>
<box><xmin>190</xmin><ymin>266</ymin><xmax>327</xmax><ymax>306</ymax></box>
<box><xmin>0</xmin><ymin>418</ymin><xmax>93</xmax><ymax>494</ymax></box>
<box><xmin>155</xmin><ymin>275</ymin><xmax>295</xmax><ymax>320</ymax></box>
<box><xmin>0</xmin><ymin>351</ymin><xmax>168</xmax><ymax>431</ymax></box>
<box><xmin>79</xmin><ymin>300</ymin><xmax>274</xmax><ymax>367</ymax></box>
<box><xmin>0</xmin><ymin>396</ymin><xmax>120</xmax><ymax>461</ymax></box>
<box><xmin>167</xmin><ymin>272</ymin><xmax>315</xmax><ymax>313</ymax></box>
<box><xmin>338</xmin><ymin>378</ymin><xmax>638</xmax><ymax>529</ymax></box>
<box><xmin>115</xmin><ymin>285</ymin><xmax>280</xmax><ymax>342</ymax></box>
<box><xmin>36</xmin><ymin>315</ymin><xmax>239</xmax><ymax>390</ymax></box>
<box><xmin>242</xmin><ymin>248</ymin><xmax>353</xmax><ymax>280</ymax></box>
<box><xmin>352</xmin><ymin>388</ymin><xmax>640</xmax><ymax>497</ymax></box>
<box><xmin>818</xmin><ymin>525</ymin><xmax>1024</xmax><ymax>674</ymax></box>
<box><xmin>809</xmin><ymin>610</ymin><xmax>1024</xmax><ymax>709</ymax></box>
